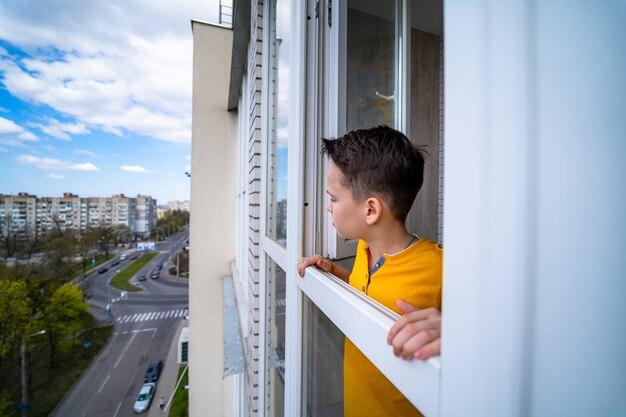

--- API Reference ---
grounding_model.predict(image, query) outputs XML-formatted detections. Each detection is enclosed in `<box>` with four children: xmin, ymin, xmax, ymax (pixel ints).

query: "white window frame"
<box><xmin>281</xmin><ymin>1</ymin><xmax>442</xmax><ymax>416</ymax></box>
<box><xmin>298</xmin><ymin>267</ymin><xmax>441</xmax><ymax>417</ymax></box>
<box><xmin>259</xmin><ymin>0</ymin><xmax>300</xmax><ymax>415</ymax></box>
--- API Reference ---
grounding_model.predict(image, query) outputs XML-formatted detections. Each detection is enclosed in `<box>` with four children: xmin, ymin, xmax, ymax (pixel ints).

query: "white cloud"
<box><xmin>16</xmin><ymin>154</ymin><xmax>100</xmax><ymax>171</ymax></box>
<box><xmin>74</xmin><ymin>149</ymin><xmax>97</xmax><ymax>158</ymax></box>
<box><xmin>0</xmin><ymin>0</ymin><xmax>220</xmax><ymax>144</ymax></box>
<box><xmin>28</xmin><ymin>118</ymin><xmax>90</xmax><ymax>140</ymax></box>
<box><xmin>121</xmin><ymin>165</ymin><xmax>150</xmax><ymax>174</ymax></box>
<box><xmin>47</xmin><ymin>173</ymin><xmax>64</xmax><ymax>179</ymax></box>
<box><xmin>0</xmin><ymin>116</ymin><xmax>39</xmax><ymax>144</ymax></box>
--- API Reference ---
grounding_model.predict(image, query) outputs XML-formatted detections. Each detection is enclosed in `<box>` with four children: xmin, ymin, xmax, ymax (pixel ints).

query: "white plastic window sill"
<box><xmin>298</xmin><ymin>267</ymin><xmax>440</xmax><ymax>417</ymax></box>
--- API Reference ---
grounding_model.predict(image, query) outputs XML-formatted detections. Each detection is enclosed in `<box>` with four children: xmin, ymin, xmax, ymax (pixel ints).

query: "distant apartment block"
<box><xmin>166</xmin><ymin>200</ymin><xmax>190</xmax><ymax>212</ymax></box>
<box><xmin>0</xmin><ymin>192</ymin><xmax>157</xmax><ymax>240</ymax></box>
<box><xmin>157</xmin><ymin>200</ymin><xmax>190</xmax><ymax>219</ymax></box>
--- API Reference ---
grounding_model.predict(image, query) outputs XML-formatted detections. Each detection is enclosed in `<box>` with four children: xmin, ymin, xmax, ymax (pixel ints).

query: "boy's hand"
<box><xmin>296</xmin><ymin>254</ymin><xmax>334</xmax><ymax>277</ymax></box>
<box><xmin>387</xmin><ymin>299</ymin><xmax>441</xmax><ymax>361</ymax></box>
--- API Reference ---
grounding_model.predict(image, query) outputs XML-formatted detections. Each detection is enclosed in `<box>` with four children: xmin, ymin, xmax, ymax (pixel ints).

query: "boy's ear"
<box><xmin>365</xmin><ymin>197</ymin><xmax>383</xmax><ymax>225</ymax></box>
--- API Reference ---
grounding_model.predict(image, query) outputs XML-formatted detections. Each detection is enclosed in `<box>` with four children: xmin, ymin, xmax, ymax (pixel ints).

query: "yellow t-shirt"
<box><xmin>344</xmin><ymin>238</ymin><xmax>442</xmax><ymax>417</ymax></box>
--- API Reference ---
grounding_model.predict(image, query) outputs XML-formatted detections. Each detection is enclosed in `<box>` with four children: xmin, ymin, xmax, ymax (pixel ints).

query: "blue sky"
<box><xmin>0</xmin><ymin>0</ymin><xmax>227</xmax><ymax>204</ymax></box>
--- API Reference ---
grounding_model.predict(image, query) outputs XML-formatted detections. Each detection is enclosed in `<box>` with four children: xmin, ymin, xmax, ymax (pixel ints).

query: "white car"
<box><xmin>133</xmin><ymin>383</ymin><xmax>155</xmax><ymax>413</ymax></box>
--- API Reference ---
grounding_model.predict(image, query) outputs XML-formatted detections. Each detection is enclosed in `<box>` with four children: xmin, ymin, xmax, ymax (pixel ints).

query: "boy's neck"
<box><xmin>364</xmin><ymin>221</ymin><xmax>414</xmax><ymax>263</ymax></box>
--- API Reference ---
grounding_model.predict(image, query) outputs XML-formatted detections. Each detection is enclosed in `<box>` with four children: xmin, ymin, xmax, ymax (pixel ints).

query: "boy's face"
<box><xmin>326</xmin><ymin>162</ymin><xmax>366</xmax><ymax>240</ymax></box>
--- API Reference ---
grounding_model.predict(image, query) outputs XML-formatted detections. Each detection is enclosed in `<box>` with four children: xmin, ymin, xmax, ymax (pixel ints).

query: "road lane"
<box><xmin>51</xmin><ymin>229</ymin><xmax>189</xmax><ymax>417</ymax></box>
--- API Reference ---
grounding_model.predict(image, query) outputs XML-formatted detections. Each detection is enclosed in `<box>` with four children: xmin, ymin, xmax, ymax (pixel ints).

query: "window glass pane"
<box><xmin>303</xmin><ymin>291</ymin><xmax>423</xmax><ymax>416</ymax></box>
<box><xmin>304</xmin><ymin>296</ymin><xmax>344</xmax><ymax>417</ymax></box>
<box><xmin>405</xmin><ymin>0</ymin><xmax>444</xmax><ymax>244</ymax></box>
<box><xmin>346</xmin><ymin>0</ymin><xmax>398</xmax><ymax>131</ymax></box>
<box><xmin>265</xmin><ymin>257</ymin><xmax>286</xmax><ymax>416</ymax></box>
<box><xmin>266</xmin><ymin>0</ymin><xmax>290</xmax><ymax>246</ymax></box>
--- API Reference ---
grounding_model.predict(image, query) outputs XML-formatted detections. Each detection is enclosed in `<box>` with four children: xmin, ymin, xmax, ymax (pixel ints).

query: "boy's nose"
<box><xmin>326</xmin><ymin>202</ymin><xmax>332</xmax><ymax>213</ymax></box>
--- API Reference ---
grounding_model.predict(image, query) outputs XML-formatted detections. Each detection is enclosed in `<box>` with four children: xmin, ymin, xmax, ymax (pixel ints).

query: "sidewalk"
<box><xmin>148</xmin><ymin>318</ymin><xmax>188</xmax><ymax>417</ymax></box>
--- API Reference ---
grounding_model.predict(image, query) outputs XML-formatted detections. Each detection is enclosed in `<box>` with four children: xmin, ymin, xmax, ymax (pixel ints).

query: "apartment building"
<box><xmin>135</xmin><ymin>195</ymin><xmax>158</xmax><ymax>239</ymax></box>
<box><xmin>189</xmin><ymin>1</ymin><xmax>625</xmax><ymax>417</ymax></box>
<box><xmin>0</xmin><ymin>192</ymin><xmax>37</xmax><ymax>239</ymax></box>
<box><xmin>0</xmin><ymin>193</ymin><xmax>157</xmax><ymax>240</ymax></box>
<box><xmin>166</xmin><ymin>200</ymin><xmax>191</xmax><ymax>212</ymax></box>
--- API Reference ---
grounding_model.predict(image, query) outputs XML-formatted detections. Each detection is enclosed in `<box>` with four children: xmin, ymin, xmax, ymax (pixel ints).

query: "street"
<box><xmin>51</xmin><ymin>231</ymin><xmax>189</xmax><ymax>417</ymax></box>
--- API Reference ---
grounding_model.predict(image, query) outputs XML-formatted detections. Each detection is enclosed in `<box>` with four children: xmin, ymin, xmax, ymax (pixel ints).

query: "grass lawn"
<box><xmin>109</xmin><ymin>252</ymin><xmax>157</xmax><ymax>292</ymax></box>
<box><xmin>168</xmin><ymin>365</ymin><xmax>189</xmax><ymax>417</ymax></box>
<box><xmin>29</xmin><ymin>314</ymin><xmax>113</xmax><ymax>417</ymax></box>
<box><xmin>70</xmin><ymin>254</ymin><xmax>113</xmax><ymax>279</ymax></box>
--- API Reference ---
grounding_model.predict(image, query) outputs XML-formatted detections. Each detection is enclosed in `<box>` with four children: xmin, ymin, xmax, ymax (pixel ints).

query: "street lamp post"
<box><xmin>21</xmin><ymin>330</ymin><xmax>46</xmax><ymax>416</ymax></box>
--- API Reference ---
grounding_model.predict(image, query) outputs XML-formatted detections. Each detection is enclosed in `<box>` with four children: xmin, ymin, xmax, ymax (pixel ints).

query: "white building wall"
<box><xmin>441</xmin><ymin>1</ymin><xmax>626</xmax><ymax>416</ymax></box>
<box><xmin>189</xmin><ymin>21</ymin><xmax>237</xmax><ymax>417</ymax></box>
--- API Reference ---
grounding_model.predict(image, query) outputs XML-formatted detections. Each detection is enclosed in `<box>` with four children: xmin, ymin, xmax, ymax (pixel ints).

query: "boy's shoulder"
<box><xmin>416</xmin><ymin>238</ymin><xmax>443</xmax><ymax>254</ymax></box>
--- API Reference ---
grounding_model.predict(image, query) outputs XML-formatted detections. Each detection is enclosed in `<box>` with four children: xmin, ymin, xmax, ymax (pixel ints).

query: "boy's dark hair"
<box><xmin>321</xmin><ymin>125</ymin><xmax>425</xmax><ymax>223</ymax></box>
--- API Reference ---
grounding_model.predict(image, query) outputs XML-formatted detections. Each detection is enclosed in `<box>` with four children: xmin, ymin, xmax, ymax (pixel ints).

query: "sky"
<box><xmin>0</xmin><ymin>0</ymin><xmax>228</xmax><ymax>204</ymax></box>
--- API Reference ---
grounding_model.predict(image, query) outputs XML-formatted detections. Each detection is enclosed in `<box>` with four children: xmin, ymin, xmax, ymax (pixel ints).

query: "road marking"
<box><xmin>116</xmin><ymin>308</ymin><xmax>190</xmax><ymax>323</ymax></box>
<box><xmin>97</xmin><ymin>374</ymin><xmax>110</xmax><ymax>394</ymax></box>
<box><xmin>114</xmin><ymin>332</ymin><xmax>137</xmax><ymax>368</ymax></box>
<box><xmin>132</xmin><ymin>327</ymin><xmax>158</xmax><ymax>333</ymax></box>
<box><xmin>112</xmin><ymin>401</ymin><xmax>122</xmax><ymax>417</ymax></box>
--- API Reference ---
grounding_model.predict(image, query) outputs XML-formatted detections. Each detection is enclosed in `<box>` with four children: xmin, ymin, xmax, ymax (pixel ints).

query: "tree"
<box><xmin>78</xmin><ymin>229</ymin><xmax>99</xmax><ymax>274</ymax></box>
<box><xmin>111</xmin><ymin>224</ymin><xmax>133</xmax><ymax>247</ymax></box>
<box><xmin>39</xmin><ymin>283</ymin><xmax>89</xmax><ymax>368</ymax></box>
<box><xmin>96</xmin><ymin>227</ymin><xmax>113</xmax><ymax>258</ymax></box>
<box><xmin>0</xmin><ymin>280</ymin><xmax>31</xmax><ymax>364</ymax></box>
<box><xmin>0</xmin><ymin>214</ymin><xmax>18</xmax><ymax>258</ymax></box>
<box><xmin>41</xmin><ymin>229</ymin><xmax>76</xmax><ymax>282</ymax></box>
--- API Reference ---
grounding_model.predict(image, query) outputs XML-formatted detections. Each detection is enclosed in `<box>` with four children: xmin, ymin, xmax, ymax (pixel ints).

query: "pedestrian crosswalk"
<box><xmin>116</xmin><ymin>308</ymin><xmax>188</xmax><ymax>324</ymax></box>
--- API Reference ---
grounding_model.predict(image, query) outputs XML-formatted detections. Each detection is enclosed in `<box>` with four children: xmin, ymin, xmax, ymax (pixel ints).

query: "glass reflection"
<box><xmin>266</xmin><ymin>257</ymin><xmax>286</xmax><ymax>416</ymax></box>
<box><xmin>346</xmin><ymin>0</ymin><xmax>398</xmax><ymax>131</ymax></box>
<box><xmin>304</xmin><ymin>296</ymin><xmax>344</xmax><ymax>417</ymax></box>
<box><xmin>267</xmin><ymin>0</ymin><xmax>290</xmax><ymax>246</ymax></box>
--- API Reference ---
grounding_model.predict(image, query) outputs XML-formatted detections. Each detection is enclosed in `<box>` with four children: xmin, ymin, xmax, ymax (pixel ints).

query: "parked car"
<box><xmin>130</xmin><ymin>254</ymin><xmax>138</xmax><ymax>260</ymax></box>
<box><xmin>97</xmin><ymin>267</ymin><xmax>108</xmax><ymax>274</ymax></box>
<box><xmin>138</xmin><ymin>275</ymin><xmax>147</xmax><ymax>282</ymax></box>
<box><xmin>133</xmin><ymin>382</ymin><xmax>155</xmax><ymax>413</ymax></box>
<box><xmin>144</xmin><ymin>359</ymin><xmax>163</xmax><ymax>382</ymax></box>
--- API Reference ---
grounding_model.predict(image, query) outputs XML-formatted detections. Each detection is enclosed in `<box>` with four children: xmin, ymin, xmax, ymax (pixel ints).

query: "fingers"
<box><xmin>391</xmin><ymin>315</ymin><xmax>441</xmax><ymax>358</ymax></box>
<box><xmin>387</xmin><ymin>307</ymin><xmax>442</xmax><ymax>361</ymax></box>
<box><xmin>414</xmin><ymin>338</ymin><xmax>441</xmax><ymax>360</ymax></box>
<box><xmin>296</xmin><ymin>255</ymin><xmax>329</xmax><ymax>277</ymax></box>
<box><xmin>395</xmin><ymin>326</ymin><xmax>441</xmax><ymax>360</ymax></box>
<box><xmin>387</xmin><ymin>307</ymin><xmax>433</xmax><ymax>342</ymax></box>
<box><xmin>396</xmin><ymin>299</ymin><xmax>420</xmax><ymax>314</ymax></box>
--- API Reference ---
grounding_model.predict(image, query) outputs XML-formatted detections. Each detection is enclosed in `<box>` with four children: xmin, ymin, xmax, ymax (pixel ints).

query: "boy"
<box><xmin>297</xmin><ymin>125</ymin><xmax>442</xmax><ymax>417</ymax></box>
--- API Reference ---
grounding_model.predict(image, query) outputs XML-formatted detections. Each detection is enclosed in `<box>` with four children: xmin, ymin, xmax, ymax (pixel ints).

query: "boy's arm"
<box><xmin>387</xmin><ymin>299</ymin><xmax>441</xmax><ymax>360</ymax></box>
<box><xmin>296</xmin><ymin>254</ymin><xmax>351</xmax><ymax>283</ymax></box>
